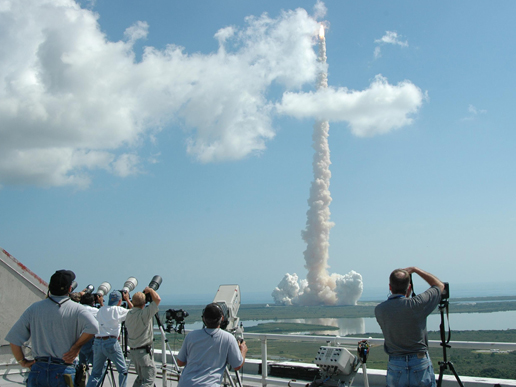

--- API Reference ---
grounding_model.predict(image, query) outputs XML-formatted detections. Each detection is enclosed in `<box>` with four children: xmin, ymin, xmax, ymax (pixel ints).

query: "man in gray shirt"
<box><xmin>124</xmin><ymin>287</ymin><xmax>160</xmax><ymax>387</ymax></box>
<box><xmin>5</xmin><ymin>269</ymin><xmax>99</xmax><ymax>387</ymax></box>
<box><xmin>375</xmin><ymin>267</ymin><xmax>444</xmax><ymax>387</ymax></box>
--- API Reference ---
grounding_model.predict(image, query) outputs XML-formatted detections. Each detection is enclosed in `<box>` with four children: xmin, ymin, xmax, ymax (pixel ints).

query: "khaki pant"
<box><xmin>129</xmin><ymin>348</ymin><xmax>156</xmax><ymax>387</ymax></box>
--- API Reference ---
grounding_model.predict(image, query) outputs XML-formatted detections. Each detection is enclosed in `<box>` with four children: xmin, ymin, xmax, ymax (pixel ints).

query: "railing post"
<box><xmin>261</xmin><ymin>335</ymin><xmax>268</xmax><ymax>387</ymax></box>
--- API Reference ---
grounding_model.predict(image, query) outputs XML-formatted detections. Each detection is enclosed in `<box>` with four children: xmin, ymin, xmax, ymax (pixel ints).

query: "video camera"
<box><xmin>145</xmin><ymin>275</ymin><xmax>162</xmax><ymax>303</ymax></box>
<box><xmin>212</xmin><ymin>284</ymin><xmax>243</xmax><ymax>341</ymax></box>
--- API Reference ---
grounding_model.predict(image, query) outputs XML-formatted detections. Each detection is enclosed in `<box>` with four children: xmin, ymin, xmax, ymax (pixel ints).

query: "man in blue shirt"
<box><xmin>375</xmin><ymin>267</ymin><xmax>444</xmax><ymax>387</ymax></box>
<box><xmin>177</xmin><ymin>303</ymin><xmax>247</xmax><ymax>387</ymax></box>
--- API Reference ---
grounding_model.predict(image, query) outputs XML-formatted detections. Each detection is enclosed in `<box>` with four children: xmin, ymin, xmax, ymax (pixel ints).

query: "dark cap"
<box><xmin>48</xmin><ymin>270</ymin><xmax>76</xmax><ymax>296</ymax></box>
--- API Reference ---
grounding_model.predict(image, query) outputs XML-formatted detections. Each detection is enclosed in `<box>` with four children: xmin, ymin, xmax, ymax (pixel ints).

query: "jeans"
<box><xmin>28</xmin><ymin>359</ymin><xmax>75</xmax><ymax>387</ymax></box>
<box><xmin>79</xmin><ymin>337</ymin><xmax>94</xmax><ymax>366</ymax></box>
<box><xmin>86</xmin><ymin>338</ymin><xmax>128</xmax><ymax>387</ymax></box>
<box><xmin>387</xmin><ymin>352</ymin><xmax>436</xmax><ymax>387</ymax></box>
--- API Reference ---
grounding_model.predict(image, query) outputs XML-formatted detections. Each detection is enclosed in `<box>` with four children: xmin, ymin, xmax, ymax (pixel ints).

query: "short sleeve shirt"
<box><xmin>125</xmin><ymin>302</ymin><xmax>159</xmax><ymax>348</ymax></box>
<box><xmin>5</xmin><ymin>296</ymin><xmax>99</xmax><ymax>359</ymax></box>
<box><xmin>177</xmin><ymin>328</ymin><xmax>243</xmax><ymax>387</ymax></box>
<box><xmin>375</xmin><ymin>286</ymin><xmax>441</xmax><ymax>355</ymax></box>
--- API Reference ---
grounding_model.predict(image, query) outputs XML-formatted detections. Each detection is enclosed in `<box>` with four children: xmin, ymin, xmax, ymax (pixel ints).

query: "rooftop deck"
<box><xmin>2</xmin><ymin>332</ymin><xmax>516</xmax><ymax>387</ymax></box>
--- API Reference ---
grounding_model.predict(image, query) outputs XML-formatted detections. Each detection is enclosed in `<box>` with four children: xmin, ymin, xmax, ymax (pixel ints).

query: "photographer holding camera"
<box><xmin>5</xmin><ymin>270</ymin><xmax>99</xmax><ymax>387</ymax></box>
<box><xmin>86</xmin><ymin>290</ymin><xmax>133</xmax><ymax>387</ymax></box>
<box><xmin>375</xmin><ymin>267</ymin><xmax>445</xmax><ymax>387</ymax></box>
<box><xmin>124</xmin><ymin>286</ymin><xmax>161</xmax><ymax>387</ymax></box>
<box><xmin>176</xmin><ymin>303</ymin><xmax>248</xmax><ymax>387</ymax></box>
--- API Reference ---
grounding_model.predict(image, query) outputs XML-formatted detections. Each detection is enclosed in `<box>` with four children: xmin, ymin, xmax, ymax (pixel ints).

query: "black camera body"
<box><xmin>440</xmin><ymin>282</ymin><xmax>450</xmax><ymax>303</ymax></box>
<box><xmin>166</xmin><ymin>308</ymin><xmax>189</xmax><ymax>323</ymax></box>
<box><xmin>165</xmin><ymin>308</ymin><xmax>189</xmax><ymax>334</ymax></box>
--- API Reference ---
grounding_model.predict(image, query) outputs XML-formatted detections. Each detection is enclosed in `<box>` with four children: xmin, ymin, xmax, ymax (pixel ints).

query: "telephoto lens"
<box><xmin>84</xmin><ymin>284</ymin><xmax>95</xmax><ymax>294</ymax></box>
<box><xmin>145</xmin><ymin>275</ymin><xmax>162</xmax><ymax>303</ymax></box>
<box><xmin>148</xmin><ymin>275</ymin><xmax>162</xmax><ymax>291</ymax></box>
<box><xmin>122</xmin><ymin>277</ymin><xmax>138</xmax><ymax>294</ymax></box>
<box><xmin>70</xmin><ymin>281</ymin><xmax>78</xmax><ymax>292</ymax></box>
<box><xmin>97</xmin><ymin>282</ymin><xmax>111</xmax><ymax>297</ymax></box>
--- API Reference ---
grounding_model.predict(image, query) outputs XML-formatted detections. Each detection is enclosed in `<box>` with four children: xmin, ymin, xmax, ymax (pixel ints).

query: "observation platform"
<box><xmin>2</xmin><ymin>332</ymin><xmax>516</xmax><ymax>387</ymax></box>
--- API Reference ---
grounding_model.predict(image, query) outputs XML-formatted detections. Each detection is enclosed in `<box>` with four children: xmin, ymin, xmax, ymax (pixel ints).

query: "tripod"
<box><xmin>155</xmin><ymin>312</ymin><xmax>182</xmax><ymax>382</ymax></box>
<box><xmin>436</xmin><ymin>300</ymin><xmax>463</xmax><ymax>387</ymax></box>
<box><xmin>100</xmin><ymin>359</ymin><xmax>117</xmax><ymax>387</ymax></box>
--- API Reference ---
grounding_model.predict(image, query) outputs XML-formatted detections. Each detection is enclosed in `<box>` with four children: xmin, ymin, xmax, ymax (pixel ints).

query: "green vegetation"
<box><xmin>245</xmin><ymin>322</ymin><xmax>339</xmax><ymax>334</ymax></box>
<box><xmin>159</xmin><ymin>297</ymin><xmax>516</xmax><ymax>323</ymax></box>
<box><xmin>155</xmin><ymin>329</ymin><xmax>516</xmax><ymax>380</ymax></box>
<box><xmin>155</xmin><ymin>298</ymin><xmax>516</xmax><ymax>380</ymax></box>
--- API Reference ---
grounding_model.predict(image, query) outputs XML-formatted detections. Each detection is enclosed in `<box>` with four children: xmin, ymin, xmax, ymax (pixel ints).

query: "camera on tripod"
<box><xmin>164</xmin><ymin>309</ymin><xmax>189</xmax><ymax>334</ymax></box>
<box><xmin>440</xmin><ymin>282</ymin><xmax>450</xmax><ymax>304</ymax></box>
<box><xmin>145</xmin><ymin>275</ymin><xmax>162</xmax><ymax>303</ymax></box>
<box><xmin>212</xmin><ymin>284</ymin><xmax>244</xmax><ymax>341</ymax></box>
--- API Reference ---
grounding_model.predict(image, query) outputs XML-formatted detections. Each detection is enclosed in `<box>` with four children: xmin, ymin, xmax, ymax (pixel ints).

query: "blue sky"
<box><xmin>1</xmin><ymin>0</ymin><xmax>515</xmax><ymax>304</ymax></box>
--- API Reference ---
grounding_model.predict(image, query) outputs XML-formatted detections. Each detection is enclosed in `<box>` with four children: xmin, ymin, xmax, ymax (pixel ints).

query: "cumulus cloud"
<box><xmin>0</xmin><ymin>0</ymin><xmax>424</xmax><ymax>188</ymax></box>
<box><xmin>277</xmin><ymin>75</ymin><xmax>425</xmax><ymax>136</ymax></box>
<box><xmin>374</xmin><ymin>31</ymin><xmax>408</xmax><ymax>59</ymax></box>
<box><xmin>461</xmin><ymin>104</ymin><xmax>487</xmax><ymax>121</ymax></box>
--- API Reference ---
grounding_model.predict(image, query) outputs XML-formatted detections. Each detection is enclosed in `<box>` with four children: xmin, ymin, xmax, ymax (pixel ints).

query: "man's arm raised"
<box><xmin>404</xmin><ymin>267</ymin><xmax>445</xmax><ymax>293</ymax></box>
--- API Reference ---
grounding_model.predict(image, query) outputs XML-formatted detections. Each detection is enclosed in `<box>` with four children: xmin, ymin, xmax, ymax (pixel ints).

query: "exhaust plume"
<box><xmin>272</xmin><ymin>24</ymin><xmax>363</xmax><ymax>306</ymax></box>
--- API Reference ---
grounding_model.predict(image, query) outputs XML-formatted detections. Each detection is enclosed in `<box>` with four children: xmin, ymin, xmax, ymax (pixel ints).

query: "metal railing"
<box><xmin>154</xmin><ymin>328</ymin><xmax>516</xmax><ymax>387</ymax></box>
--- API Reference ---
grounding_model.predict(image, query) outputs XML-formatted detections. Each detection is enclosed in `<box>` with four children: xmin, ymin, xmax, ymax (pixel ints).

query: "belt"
<box><xmin>389</xmin><ymin>352</ymin><xmax>429</xmax><ymax>361</ymax></box>
<box><xmin>35</xmin><ymin>357</ymin><xmax>73</xmax><ymax>366</ymax></box>
<box><xmin>132</xmin><ymin>344</ymin><xmax>151</xmax><ymax>350</ymax></box>
<box><xmin>96</xmin><ymin>336</ymin><xmax>118</xmax><ymax>340</ymax></box>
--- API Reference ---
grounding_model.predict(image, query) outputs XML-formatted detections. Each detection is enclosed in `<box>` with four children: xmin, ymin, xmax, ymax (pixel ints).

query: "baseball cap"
<box><xmin>48</xmin><ymin>270</ymin><xmax>76</xmax><ymax>296</ymax></box>
<box><xmin>108</xmin><ymin>291</ymin><xmax>122</xmax><ymax>306</ymax></box>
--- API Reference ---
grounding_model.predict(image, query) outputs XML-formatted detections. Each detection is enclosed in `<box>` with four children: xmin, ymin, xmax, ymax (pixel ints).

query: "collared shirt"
<box><xmin>177</xmin><ymin>328</ymin><xmax>243</xmax><ymax>387</ymax></box>
<box><xmin>95</xmin><ymin>305</ymin><xmax>129</xmax><ymax>337</ymax></box>
<box><xmin>125</xmin><ymin>302</ymin><xmax>159</xmax><ymax>348</ymax></box>
<box><xmin>5</xmin><ymin>295</ymin><xmax>99</xmax><ymax>359</ymax></box>
<box><xmin>375</xmin><ymin>286</ymin><xmax>441</xmax><ymax>356</ymax></box>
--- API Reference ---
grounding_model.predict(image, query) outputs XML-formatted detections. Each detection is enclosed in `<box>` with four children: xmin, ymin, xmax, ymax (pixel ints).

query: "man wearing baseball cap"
<box><xmin>5</xmin><ymin>269</ymin><xmax>99</xmax><ymax>387</ymax></box>
<box><xmin>86</xmin><ymin>290</ymin><xmax>133</xmax><ymax>387</ymax></box>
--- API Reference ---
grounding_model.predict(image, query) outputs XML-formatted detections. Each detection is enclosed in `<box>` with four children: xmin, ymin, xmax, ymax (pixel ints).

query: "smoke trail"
<box><xmin>272</xmin><ymin>25</ymin><xmax>363</xmax><ymax>306</ymax></box>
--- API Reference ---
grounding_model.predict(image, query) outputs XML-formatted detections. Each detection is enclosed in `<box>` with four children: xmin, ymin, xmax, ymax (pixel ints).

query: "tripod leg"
<box><xmin>437</xmin><ymin>363</ymin><xmax>445</xmax><ymax>387</ymax></box>
<box><xmin>448</xmin><ymin>363</ymin><xmax>464</xmax><ymax>387</ymax></box>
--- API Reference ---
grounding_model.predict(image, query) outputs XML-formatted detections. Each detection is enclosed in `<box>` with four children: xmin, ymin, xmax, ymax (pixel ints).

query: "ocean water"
<box><xmin>182</xmin><ymin>310</ymin><xmax>516</xmax><ymax>335</ymax></box>
<box><xmin>163</xmin><ymin>280</ymin><xmax>516</xmax><ymax>305</ymax></box>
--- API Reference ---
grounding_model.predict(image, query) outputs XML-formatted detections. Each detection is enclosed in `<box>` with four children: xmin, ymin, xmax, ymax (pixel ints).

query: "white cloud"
<box><xmin>0</xmin><ymin>0</ymin><xmax>424</xmax><ymax>188</ymax></box>
<box><xmin>461</xmin><ymin>104</ymin><xmax>487</xmax><ymax>121</ymax></box>
<box><xmin>277</xmin><ymin>75</ymin><xmax>424</xmax><ymax>136</ymax></box>
<box><xmin>374</xmin><ymin>31</ymin><xmax>408</xmax><ymax>59</ymax></box>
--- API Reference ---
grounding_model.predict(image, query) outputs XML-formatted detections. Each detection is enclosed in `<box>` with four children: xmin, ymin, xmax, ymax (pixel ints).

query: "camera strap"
<box><xmin>439</xmin><ymin>302</ymin><xmax>452</xmax><ymax>345</ymax></box>
<box><xmin>48</xmin><ymin>296</ymin><xmax>70</xmax><ymax>308</ymax></box>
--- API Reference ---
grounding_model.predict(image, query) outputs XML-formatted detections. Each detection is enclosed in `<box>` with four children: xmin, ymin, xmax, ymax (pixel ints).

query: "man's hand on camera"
<box><xmin>123</xmin><ymin>291</ymin><xmax>130</xmax><ymax>301</ymax></box>
<box><xmin>239</xmin><ymin>340</ymin><xmax>248</xmax><ymax>355</ymax></box>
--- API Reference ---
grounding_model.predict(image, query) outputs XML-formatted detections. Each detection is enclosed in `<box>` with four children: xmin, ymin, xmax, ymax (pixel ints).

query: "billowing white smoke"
<box><xmin>272</xmin><ymin>272</ymin><xmax>363</xmax><ymax>306</ymax></box>
<box><xmin>272</xmin><ymin>19</ymin><xmax>364</xmax><ymax>306</ymax></box>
